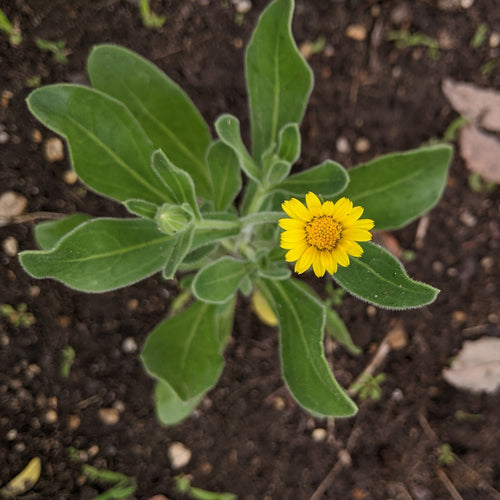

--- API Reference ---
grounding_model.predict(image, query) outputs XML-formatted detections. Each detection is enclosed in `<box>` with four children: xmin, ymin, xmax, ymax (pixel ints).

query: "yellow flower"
<box><xmin>279</xmin><ymin>192</ymin><xmax>374</xmax><ymax>277</ymax></box>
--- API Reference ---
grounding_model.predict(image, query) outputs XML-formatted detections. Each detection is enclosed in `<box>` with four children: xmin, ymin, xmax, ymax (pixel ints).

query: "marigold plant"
<box><xmin>19</xmin><ymin>0</ymin><xmax>451</xmax><ymax>422</ymax></box>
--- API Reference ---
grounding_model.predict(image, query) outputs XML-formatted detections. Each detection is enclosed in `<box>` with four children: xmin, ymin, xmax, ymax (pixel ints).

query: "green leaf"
<box><xmin>88</xmin><ymin>44</ymin><xmax>213</xmax><ymax>199</ymax></box>
<box><xmin>152</xmin><ymin>149</ymin><xmax>201</xmax><ymax>218</ymax></box>
<box><xmin>20</xmin><ymin>218</ymin><xmax>174</xmax><ymax>292</ymax></box>
<box><xmin>334</xmin><ymin>242</ymin><xmax>439</xmax><ymax>309</ymax></box>
<box><xmin>27</xmin><ymin>84</ymin><xmax>167</xmax><ymax>204</ymax></box>
<box><xmin>207</xmin><ymin>141</ymin><xmax>242</xmax><ymax>212</ymax></box>
<box><xmin>265</xmin><ymin>160</ymin><xmax>291</xmax><ymax>186</ymax></box>
<box><xmin>192</xmin><ymin>257</ymin><xmax>249</xmax><ymax>304</ymax></box>
<box><xmin>214</xmin><ymin>114</ymin><xmax>261</xmax><ymax>182</ymax></box>
<box><xmin>34</xmin><ymin>214</ymin><xmax>92</xmax><ymax>250</ymax></box>
<box><xmin>141</xmin><ymin>301</ymin><xmax>224</xmax><ymax>400</ymax></box>
<box><xmin>342</xmin><ymin>145</ymin><xmax>452</xmax><ymax>230</ymax></box>
<box><xmin>246</xmin><ymin>0</ymin><xmax>313</xmax><ymax>161</ymax></box>
<box><xmin>162</xmin><ymin>226</ymin><xmax>195</xmax><ymax>279</ymax></box>
<box><xmin>278</xmin><ymin>123</ymin><xmax>301</xmax><ymax>164</ymax></box>
<box><xmin>275</xmin><ymin>159</ymin><xmax>349</xmax><ymax>196</ymax></box>
<box><xmin>124</xmin><ymin>199</ymin><xmax>158</xmax><ymax>219</ymax></box>
<box><xmin>155</xmin><ymin>381</ymin><xmax>203</xmax><ymax>426</ymax></box>
<box><xmin>325</xmin><ymin>309</ymin><xmax>361</xmax><ymax>356</ymax></box>
<box><xmin>259</xmin><ymin>278</ymin><xmax>357</xmax><ymax>417</ymax></box>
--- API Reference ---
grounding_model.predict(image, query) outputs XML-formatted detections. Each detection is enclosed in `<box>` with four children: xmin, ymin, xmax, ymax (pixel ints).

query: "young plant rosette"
<box><xmin>19</xmin><ymin>0</ymin><xmax>452</xmax><ymax>423</ymax></box>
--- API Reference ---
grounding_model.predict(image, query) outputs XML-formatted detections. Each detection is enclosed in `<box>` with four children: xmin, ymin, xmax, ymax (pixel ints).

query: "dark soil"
<box><xmin>1</xmin><ymin>1</ymin><xmax>500</xmax><ymax>499</ymax></box>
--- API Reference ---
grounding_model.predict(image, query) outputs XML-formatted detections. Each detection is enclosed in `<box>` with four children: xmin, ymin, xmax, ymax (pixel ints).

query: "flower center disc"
<box><xmin>305</xmin><ymin>216</ymin><xmax>342</xmax><ymax>251</ymax></box>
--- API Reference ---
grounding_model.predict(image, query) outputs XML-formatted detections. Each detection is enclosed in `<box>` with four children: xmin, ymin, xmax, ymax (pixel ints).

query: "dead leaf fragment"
<box><xmin>0</xmin><ymin>457</ymin><xmax>41</xmax><ymax>498</ymax></box>
<box><xmin>443</xmin><ymin>337</ymin><xmax>500</xmax><ymax>394</ymax></box>
<box><xmin>459</xmin><ymin>124</ymin><xmax>500</xmax><ymax>183</ymax></box>
<box><xmin>442</xmin><ymin>79</ymin><xmax>500</xmax><ymax>133</ymax></box>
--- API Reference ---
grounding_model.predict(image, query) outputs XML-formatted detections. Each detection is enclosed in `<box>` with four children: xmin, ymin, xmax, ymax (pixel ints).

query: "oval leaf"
<box><xmin>207</xmin><ymin>141</ymin><xmax>242</xmax><ymax>212</ymax></box>
<box><xmin>34</xmin><ymin>214</ymin><xmax>92</xmax><ymax>250</ymax></box>
<box><xmin>259</xmin><ymin>278</ymin><xmax>357</xmax><ymax>417</ymax></box>
<box><xmin>155</xmin><ymin>381</ymin><xmax>203</xmax><ymax>426</ymax></box>
<box><xmin>88</xmin><ymin>44</ymin><xmax>213</xmax><ymax>199</ymax></box>
<box><xmin>192</xmin><ymin>257</ymin><xmax>249</xmax><ymax>304</ymax></box>
<box><xmin>334</xmin><ymin>242</ymin><xmax>439</xmax><ymax>309</ymax></box>
<box><xmin>141</xmin><ymin>301</ymin><xmax>223</xmax><ymax>400</ymax></box>
<box><xmin>246</xmin><ymin>0</ymin><xmax>313</xmax><ymax>161</ymax></box>
<box><xmin>20</xmin><ymin>218</ymin><xmax>174</xmax><ymax>292</ymax></box>
<box><xmin>27</xmin><ymin>84</ymin><xmax>168</xmax><ymax>204</ymax></box>
<box><xmin>342</xmin><ymin>145</ymin><xmax>452</xmax><ymax>230</ymax></box>
<box><xmin>275</xmin><ymin>159</ymin><xmax>349</xmax><ymax>197</ymax></box>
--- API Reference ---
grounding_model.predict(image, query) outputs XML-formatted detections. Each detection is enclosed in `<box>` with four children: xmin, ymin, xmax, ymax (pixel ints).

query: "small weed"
<box><xmin>35</xmin><ymin>38</ymin><xmax>68</xmax><ymax>63</ymax></box>
<box><xmin>175</xmin><ymin>474</ymin><xmax>237</xmax><ymax>500</ymax></box>
<box><xmin>60</xmin><ymin>346</ymin><xmax>75</xmax><ymax>378</ymax></box>
<box><xmin>437</xmin><ymin>443</ymin><xmax>455</xmax><ymax>466</ymax></box>
<box><xmin>386</xmin><ymin>29</ymin><xmax>440</xmax><ymax>60</ymax></box>
<box><xmin>82</xmin><ymin>465</ymin><xmax>136</xmax><ymax>500</ymax></box>
<box><xmin>0</xmin><ymin>303</ymin><xmax>35</xmax><ymax>328</ymax></box>
<box><xmin>139</xmin><ymin>0</ymin><xmax>165</xmax><ymax>29</ymax></box>
<box><xmin>468</xmin><ymin>172</ymin><xmax>497</xmax><ymax>193</ymax></box>
<box><xmin>442</xmin><ymin>116</ymin><xmax>467</xmax><ymax>143</ymax></box>
<box><xmin>480</xmin><ymin>59</ymin><xmax>497</xmax><ymax>75</ymax></box>
<box><xmin>26</xmin><ymin>75</ymin><xmax>42</xmax><ymax>88</ymax></box>
<box><xmin>349</xmin><ymin>373</ymin><xmax>386</xmax><ymax>401</ymax></box>
<box><xmin>0</xmin><ymin>8</ymin><xmax>21</xmax><ymax>46</ymax></box>
<box><xmin>470</xmin><ymin>23</ymin><xmax>488</xmax><ymax>48</ymax></box>
<box><xmin>454</xmin><ymin>410</ymin><xmax>482</xmax><ymax>422</ymax></box>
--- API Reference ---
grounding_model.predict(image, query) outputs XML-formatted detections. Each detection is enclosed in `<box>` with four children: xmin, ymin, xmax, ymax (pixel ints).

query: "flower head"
<box><xmin>279</xmin><ymin>192</ymin><xmax>374</xmax><ymax>277</ymax></box>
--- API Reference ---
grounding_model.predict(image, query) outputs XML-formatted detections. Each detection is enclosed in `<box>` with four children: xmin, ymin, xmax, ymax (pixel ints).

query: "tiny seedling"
<box><xmin>26</xmin><ymin>75</ymin><xmax>42</xmax><ymax>88</ymax></box>
<box><xmin>480</xmin><ymin>59</ymin><xmax>497</xmax><ymax>75</ymax></box>
<box><xmin>349</xmin><ymin>373</ymin><xmax>386</xmax><ymax>401</ymax></box>
<box><xmin>35</xmin><ymin>38</ymin><xmax>68</xmax><ymax>63</ymax></box>
<box><xmin>175</xmin><ymin>474</ymin><xmax>237</xmax><ymax>500</ymax></box>
<box><xmin>437</xmin><ymin>443</ymin><xmax>455</xmax><ymax>466</ymax></box>
<box><xmin>468</xmin><ymin>172</ymin><xmax>497</xmax><ymax>193</ymax></box>
<box><xmin>82</xmin><ymin>465</ymin><xmax>136</xmax><ymax>500</ymax></box>
<box><xmin>0</xmin><ymin>8</ymin><xmax>22</xmax><ymax>46</ymax></box>
<box><xmin>60</xmin><ymin>345</ymin><xmax>75</xmax><ymax>378</ymax></box>
<box><xmin>139</xmin><ymin>0</ymin><xmax>165</xmax><ymax>29</ymax></box>
<box><xmin>386</xmin><ymin>29</ymin><xmax>440</xmax><ymax>60</ymax></box>
<box><xmin>470</xmin><ymin>23</ymin><xmax>488</xmax><ymax>49</ymax></box>
<box><xmin>454</xmin><ymin>410</ymin><xmax>482</xmax><ymax>422</ymax></box>
<box><xmin>0</xmin><ymin>303</ymin><xmax>35</xmax><ymax>328</ymax></box>
<box><xmin>442</xmin><ymin>116</ymin><xmax>467</xmax><ymax>143</ymax></box>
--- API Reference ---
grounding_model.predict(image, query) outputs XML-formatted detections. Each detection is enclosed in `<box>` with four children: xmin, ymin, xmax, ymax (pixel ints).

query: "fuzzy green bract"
<box><xmin>19</xmin><ymin>0</ymin><xmax>452</xmax><ymax>424</ymax></box>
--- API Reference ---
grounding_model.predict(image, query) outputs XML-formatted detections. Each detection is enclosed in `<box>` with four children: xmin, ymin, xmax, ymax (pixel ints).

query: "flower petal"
<box><xmin>312</xmin><ymin>252</ymin><xmax>325</xmax><ymax>277</ymax></box>
<box><xmin>332</xmin><ymin>246</ymin><xmax>350</xmax><ymax>267</ymax></box>
<box><xmin>342</xmin><ymin>227</ymin><xmax>373</xmax><ymax>241</ymax></box>
<box><xmin>295</xmin><ymin>245</ymin><xmax>316</xmax><ymax>274</ymax></box>
<box><xmin>285</xmin><ymin>243</ymin><xmax>309</xmax><ymax>262</ymax></box>
<box><xmin>305</xmin><ymin>192</ymin><xmax>322</xmax><ymax>216</ymax></box>
<box><xmin>282</xmin><ymin>198</ymin><xmax>312</xmax><ymax>221</ymax></box>
<box><xmin>279</xmin><ymin>218</ymin><xmax>305</xmax><ymax>230</ymax></box>
<box><xmin>321</xmin><ymin>200</ymin><xmax>334</xmax><ymax>216</ymax></box>
<box><xmin>320</xmin><ymin>250</ymin><xmax>335</xmax><ymax>275</ymax></box>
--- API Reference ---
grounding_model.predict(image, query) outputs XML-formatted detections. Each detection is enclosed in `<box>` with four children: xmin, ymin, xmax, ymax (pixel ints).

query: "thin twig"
<box><xmin>310</xmin><ymin>422</ymin><xmax>362</xmax><ymax>500</ymax></box>
<box><xmin>0</xmin><ymin>212</ymin><xmax>64</xmax><ymax>227</ymax></box>
<box><xmin>436</xmin><ymin>467</ymin><xmax>464</xmax><ymax>500</ymax></box>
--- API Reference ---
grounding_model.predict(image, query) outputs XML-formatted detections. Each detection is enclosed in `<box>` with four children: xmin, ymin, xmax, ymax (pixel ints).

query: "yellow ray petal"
<box><xmin>285</xmin><ymin>243</ymin><xmax>309</xmax><ymax>262</ymax></box>
<box><xmin>282</xmin><ymin>198</ymin><xmax>312</xmax><ymax>221</ymax></box>
<box><xmin>305</xmin><ymin>192</ymin><xmax>322</xmax><ymax>216</ymax></box>
<box><xmin>342</xmin><ymin>227</ymin><xmax>373</xmax><ymax>241</ymax></box>
<box><xmin>295</xmin><ymin>245</ymin><xmax>316</xmax><ymax>274</ymax></box>
<box><xmin>279</xmin><ymin>218</ymin><xmax>305</xmax><ymax>230</ymax></box>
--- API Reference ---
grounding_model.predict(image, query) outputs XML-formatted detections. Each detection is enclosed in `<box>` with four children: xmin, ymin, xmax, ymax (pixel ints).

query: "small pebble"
<box><xmin>0</xmin><ymin>191</ymin><xmax>27</xmax><ymax>219</ymax></box>
<box><xmin>3</xmin><ymin>236</ymin><xmax>18</xmax><ymax>256</ymax></box>
<box><xmin>451</xmin><ymin>310</ymin><xmax>467</xmax><ymax>323</ymax></box>
<box><xmin>14</xmin><ymin>442</ymin><xmax>26</xmax><ymax>453</ymax></box>
<box><xmin>63</xmin><ymin>169</ymin><xmax>78</xmax><ymax>184</ymax></box>
<box><xmin>272</xmin><ymin>396</ymin><xmax>285</xmax><ymax>411</ymax></box>
<box><xmin>480</xmin><ymin>256</ymin><xmax>494</xmax><ymax>271</ymax></box>
<box><xmin>432</xmin><ymin>260</ymin><xmax>444</xmax><ymax>275</ymax></box>
<box><xmin>113</xmin><ymin>400</ymin><xmax>125</xmax><ymax>413</ymax></box>
<box><xmin>346</xmin><ymin>24</ymin><xmax>367</xmax><ymax>42</ymax></box>
<box><xmin>459</xmin><ymin>210</ymin><xmax>477</xmax><ymax>227</ymax></box>
<box><xmin>88</xmin><ymin>445</ymin><xmax>99</xmax><ymax>457</ymax></box>
<box><xmin>312</xmin><ymin>428</ymin><xmax>327</xmax><ymax>442</ymax></box>
<box><xmin>122</xmin><ymin>337</ymin><xmax>138</xmax><ymax>354</ymax></box>
<box><xmin>127</xmin><ymin>298</ymin><xmax>139</xmax><ymax>310</ymax></box>
<box><xmin>366</xmin><ymin>305</ymin><xmax>377</xmax><ymax>317</ymax></box>
<box><xmin>489</xmin><ymin>32</ymin><xmax>500</xmax><ymax>48</ymax></box>
<box><xmin>29</xmin><ymin>286</ymin><xmax>40</xmax><ymax>297</ymax></box>
<box><xmin>45</xmin><ymin>409</ymin><xmax>58</xmax><ymax>424</ymax></box>
<box><xmin>460</xmin><ymin>0</ymin><xmax>474</xmax><ymax>7</ymax></box>
<box><xmin>1</xmin><ymin>90</ymin><xmax>13</xmax><ymax>108</ymax></box>
<box><xmin>392</xmin><ymin>388</ymin><xmax>404</xmax><ymax>401</ymax></box>
<box><xmin>200</xmin><ymin>461</ymin><xmax>213</xmax><ymax>474</ymax></box>
<box><xmin>32</xmin><ymin>129</ymin><xmax>43</xmax><ymax>143</ymax></box>
<box><xmin>446</xmin><ymin>267</ymin><xmax>458</xmax><ymax>278</ymax></box>
<box><xmin>233</xmin><ymin>0</ymin><xmax>252</xmax><ymax>14</ymax></box>
<box><xmin>390</xmin><ymin>2</ymin><xmax>412</xmax><ymax>25</ymax></box>
<box><xmin>68</xmin><ymin>414</ymin><xmax>81</xmax><ymax>431</ymax></box>
<box><xmin>168</xmin><ymin>442</ymin><xmax>192</xmax><ymax>469</ymax></box>
<box><xmin>324</xmin><ymin>44</ymin><xmax>335</xmax><ymax>58</ymax></box>
<box><xmin>26</xmin><ymin>364</ymin><xmax>41</xmax><ymax>379</ymax></box>
<box><xmin>6</xmin><ymin>429</ymin><xmax>18</xmax><ymax>440</ymax></box>
<box><xmin>0</xmin><ymin>131</ymin><xmax>8</xmax><ymax>144</ymax></box>
<box><xmin>354</xmin><ymin>137</ymin><xmax>371</xmax><ymax>153</ymax></box>
<box><xmin>44</xmin><ymin>137</ymin><xmax>65</xmax><ymax>162</ymax></box>
<box><xmin>57</xmin><ymin>315</ymin><xmax>71</xmax><ymax>328</ymax></box>
<box><xmin>336</xmin><ymin>136</ymin><xmax>351</xmax><ymax>154</ymax></box>
<box><xmin>232</xmin><ymin>37</ymin><xmax>243</xmax><ymax>49</ymax></box>
<box><xmin>98</xmin><ymin>407</ymin><xmax>120</xmax><ymax>425</ymax></box>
